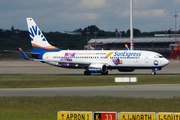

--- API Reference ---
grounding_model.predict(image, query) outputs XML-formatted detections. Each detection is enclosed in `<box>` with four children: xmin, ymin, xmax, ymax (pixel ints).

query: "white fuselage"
<box><xmin>42</xmin><ymin>50</ymin><xmax>169</xmax><ymax>70</ymax></box>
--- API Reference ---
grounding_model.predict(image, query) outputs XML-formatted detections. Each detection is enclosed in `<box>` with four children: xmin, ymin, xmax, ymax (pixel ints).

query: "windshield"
<box><xmin>154</xmin><ymin>55</ymin><xmax>164</xmax><ymax>58</ymax></box>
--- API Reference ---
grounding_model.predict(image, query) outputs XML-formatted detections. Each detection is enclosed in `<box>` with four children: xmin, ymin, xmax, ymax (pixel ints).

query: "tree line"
<box><xmin>0</xmin><ymin>25</ymin><xmax>176</xmax><ymax>51</ymax></box>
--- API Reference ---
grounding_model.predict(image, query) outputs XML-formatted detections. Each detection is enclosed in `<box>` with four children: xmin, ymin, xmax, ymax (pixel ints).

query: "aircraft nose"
<box><xmin>164</xmin><ymin>58</ymin><xmax>169</xmax><ymax>66</ymax></box>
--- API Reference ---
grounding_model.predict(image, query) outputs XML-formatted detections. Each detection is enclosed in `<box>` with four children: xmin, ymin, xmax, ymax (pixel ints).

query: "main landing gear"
<box><xmin>84</xmin><ymin>70</ymin><xmax>108</xmax><ymax>75</ymax></box>
<box><xmin>84</xmin><ymin>70</ymin><xmax>91</xmax><ymax>75</ymax></box>
<box><xmin>101</xmin><ymin>71</ymin><xmax>108</xmax><ymax>75</ymax></box>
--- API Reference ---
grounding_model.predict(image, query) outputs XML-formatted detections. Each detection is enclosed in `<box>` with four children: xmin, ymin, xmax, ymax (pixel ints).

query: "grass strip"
<box><xmin>0</xmin><ymin>75</ymin><xmax>180</xmax><ymax>88</ymax></box>
<box><xmin>0</xmin><ymin>96</ymin><xmax>180</xmax><ymax>120</ymax></box>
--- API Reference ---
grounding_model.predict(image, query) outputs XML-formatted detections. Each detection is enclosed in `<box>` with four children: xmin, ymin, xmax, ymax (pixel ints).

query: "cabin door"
<box><xmin>145</xmin><ymin>55</ymin><xmax>149</xmax><ymax>63</ymax></box>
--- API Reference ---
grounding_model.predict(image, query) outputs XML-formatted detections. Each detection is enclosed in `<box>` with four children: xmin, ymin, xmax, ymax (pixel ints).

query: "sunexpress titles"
<box><xmin>114</xmin><ymin>51</ymin><xmax>141</xmax><ymax>58</ymax></box>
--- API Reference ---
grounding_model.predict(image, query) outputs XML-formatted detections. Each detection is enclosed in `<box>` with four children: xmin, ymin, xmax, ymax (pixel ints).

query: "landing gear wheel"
<box><xmin>84</xmin><ymin>71</ymin><xmax>91</xmax><ymax>75</ymax></box>
<box><xmin>101</xmin><ymin>71</ymin><xmax>108</xmax><ymax>75</ymax></box>
<box><xmin>152</xmin><ymin>71</ymin><xmax>156</xmax><ymax>75</ymax></box>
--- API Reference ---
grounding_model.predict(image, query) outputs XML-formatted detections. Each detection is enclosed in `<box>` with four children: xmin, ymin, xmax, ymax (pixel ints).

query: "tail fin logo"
<box><xmin>29</xmin><ymin>25</ymin><xmax>46</xmax><ymax>42</ymax></box>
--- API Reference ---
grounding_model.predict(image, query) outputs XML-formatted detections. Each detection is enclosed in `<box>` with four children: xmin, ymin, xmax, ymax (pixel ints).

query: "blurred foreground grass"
<box><xmin>0</xmin><ymin>96</ymin><xmax>180</xmax><ymax>120</ymax></box>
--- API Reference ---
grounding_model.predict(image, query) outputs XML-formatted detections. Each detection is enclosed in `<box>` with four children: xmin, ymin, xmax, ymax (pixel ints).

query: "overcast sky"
<box><xmin>0</xmin><ymin>0</ymin><xmax>180</xmax><ymax>32</ymax></box>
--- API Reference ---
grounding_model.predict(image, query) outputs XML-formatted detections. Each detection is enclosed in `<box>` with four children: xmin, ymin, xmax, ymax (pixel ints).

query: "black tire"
<box><xmin>101</xmin><ymin>71</ymin><xmax>108</xmax><ymax>75</ymax></box>
<box><xmin>84</xmin><ymin>71</ymin><xmax>91</xmax><ymax>75</ymax></box>
<box><xmin>151</xmin><ymin>71</ymin><xmax>156</xmax><ymax>75</ymax></box>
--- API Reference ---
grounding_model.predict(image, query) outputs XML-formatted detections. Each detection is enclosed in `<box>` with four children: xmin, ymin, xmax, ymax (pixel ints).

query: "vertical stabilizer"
<box><xmin>26</xmin><ymin>18</ymin><xmax>61</xmax><ymax>53</ymax></box>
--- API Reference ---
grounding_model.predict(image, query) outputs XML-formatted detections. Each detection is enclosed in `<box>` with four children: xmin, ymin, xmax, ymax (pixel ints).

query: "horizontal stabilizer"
<box><xmin>19</xmin><ymin>48</ymin><xmax>29</xmax><ymax>60</ymax></box>
<box><xmin>4</xmin><ymin>50</ymin><xmax>21</xmax><ymax>53</ymax></box>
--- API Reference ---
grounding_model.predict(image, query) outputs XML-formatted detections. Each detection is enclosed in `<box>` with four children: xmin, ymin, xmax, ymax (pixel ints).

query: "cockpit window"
<box><xmin>154</xmin><ymin>55</ymin><xmax>164</xmax><ymax>58</ymax></box>
<box><xmin>159</xmin><ymin>55</ymin><xmax>163</xmax><ymax>58</ymax></box>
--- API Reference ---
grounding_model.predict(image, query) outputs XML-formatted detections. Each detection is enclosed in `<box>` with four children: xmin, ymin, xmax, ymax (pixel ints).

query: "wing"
<box><xmin>53</xmin><ymin>60</ymin><xmax>91</xmax><ymax>68</ymax></box>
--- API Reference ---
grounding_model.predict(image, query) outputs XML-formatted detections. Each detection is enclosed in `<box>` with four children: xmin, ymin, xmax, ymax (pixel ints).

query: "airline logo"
<box><xmin>114</xmin><ymin>51</ymin><xmax>141</xmax><ymax>58</ymax></box>
<box><xmin>105</xmin><ymin>52</ymin><xmax>113</xmax><ymax>58</ymax></box>
<box><xmin>29</xmin><ymin>25</ymin><xmax>46</xmax><ymax>41</ymax></box>
<box><xmin>154</xmin><ymin>60</ymin><xmax>159</xmax><ymax>66</ymax></box>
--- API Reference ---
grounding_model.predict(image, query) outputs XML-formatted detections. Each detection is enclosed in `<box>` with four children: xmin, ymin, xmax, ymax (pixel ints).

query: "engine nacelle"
<box><xmin>118</xmin><ymin>68</ymin><xmax>135</xmax><ymax>72</ymax></box>
<box><xmin>88</xmin><ymin>64</ymin><xmax>107</xmax><ymax>73</ymax></box>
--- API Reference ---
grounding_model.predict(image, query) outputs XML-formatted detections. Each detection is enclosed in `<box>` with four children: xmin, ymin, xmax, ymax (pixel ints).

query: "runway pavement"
<box><xmin>0</xmin><ymin>60</ymin><xmax>180</xmax><ymax>98</ymax></box>
<box><xmin>0</xmin><ymin>84</ymin><xmax>180</xmax><ymax>98</ymax></box>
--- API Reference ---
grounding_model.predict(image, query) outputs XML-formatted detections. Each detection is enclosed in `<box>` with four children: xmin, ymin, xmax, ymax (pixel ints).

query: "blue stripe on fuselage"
<box><xmin>32</xmin><ymin>46</ymin><xmax>61</xmax><ymax>59</ymax></box>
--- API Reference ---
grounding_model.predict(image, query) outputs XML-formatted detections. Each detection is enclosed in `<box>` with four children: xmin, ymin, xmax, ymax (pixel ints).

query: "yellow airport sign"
<box><xmin>119</xmin><ymin>112</ymin><xmax>155</xmax><ymax>120</ymax></box>
<box><xmin>157</xmin><ymin>112</ymin><xmax>180</xmax><ymax>120</ymax></box>
<box><xmin>57</xmin><ymin>111</ymin><xmax>92</xmax><ymax>120</ymax></box>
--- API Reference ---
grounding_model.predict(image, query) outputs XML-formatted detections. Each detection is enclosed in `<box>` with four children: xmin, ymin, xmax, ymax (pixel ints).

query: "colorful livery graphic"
<box><xmin>19</xmin><ymin>18</ymin><xmax>169</xmax><ymax>75</ymax></box>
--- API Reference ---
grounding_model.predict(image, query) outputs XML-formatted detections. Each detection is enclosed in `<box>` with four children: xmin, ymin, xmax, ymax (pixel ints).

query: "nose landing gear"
<box><xmin>152</xmin><ymin>68</ymin><xmax>161</xmax><ymax>75</ymax></box>
<box><xmin>152</xmin><ymin>71</ymin><xmax>156</xmax><ymax>75</ymax></box>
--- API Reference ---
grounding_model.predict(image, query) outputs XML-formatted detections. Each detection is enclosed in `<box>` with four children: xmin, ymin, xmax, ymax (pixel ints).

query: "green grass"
<box><xmin>0</xmin><ymin>75</ymin><xmax>180</xmax><ymax>88</ymax></box>
<box><xmin>0</xmin><ymin>96</ymin><xmax>180</xmax><ymax>120</ymax></box>
<box><xmin>0</xmin><ymin>75</ymin><xmax>180</xmax><ymax>119</ymax></box>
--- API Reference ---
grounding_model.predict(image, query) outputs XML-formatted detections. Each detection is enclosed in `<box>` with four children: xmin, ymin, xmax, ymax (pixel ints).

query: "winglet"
<box><xmin>19</xmin><ymin>47</ymin><xmax>29</xmax><ymax>60</ymax></box>
<box><xmin>125</xmin><ymin>44</ymin><xmax>129</xmax><ymax>50</ymax></box>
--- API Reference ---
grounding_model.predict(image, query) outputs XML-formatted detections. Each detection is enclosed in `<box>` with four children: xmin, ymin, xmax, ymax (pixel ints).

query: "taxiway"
<box><xmin>0</xmin><ymin>60</ymin><xmax>180</xmax><ymax>98</ymax></box>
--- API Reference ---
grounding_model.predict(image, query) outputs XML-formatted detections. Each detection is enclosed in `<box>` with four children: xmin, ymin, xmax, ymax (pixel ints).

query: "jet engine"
<box><xmin>88</xmin><ymin>64</ymin><xmax>108</xmax><ymax>74</ymax></box>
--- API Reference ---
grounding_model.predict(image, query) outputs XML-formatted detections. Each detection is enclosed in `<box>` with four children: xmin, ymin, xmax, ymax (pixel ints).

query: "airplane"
<box><xmin>19</xmin><ymin>18</ymin><xmax>169</xmax><ymax>75</ymax></box>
